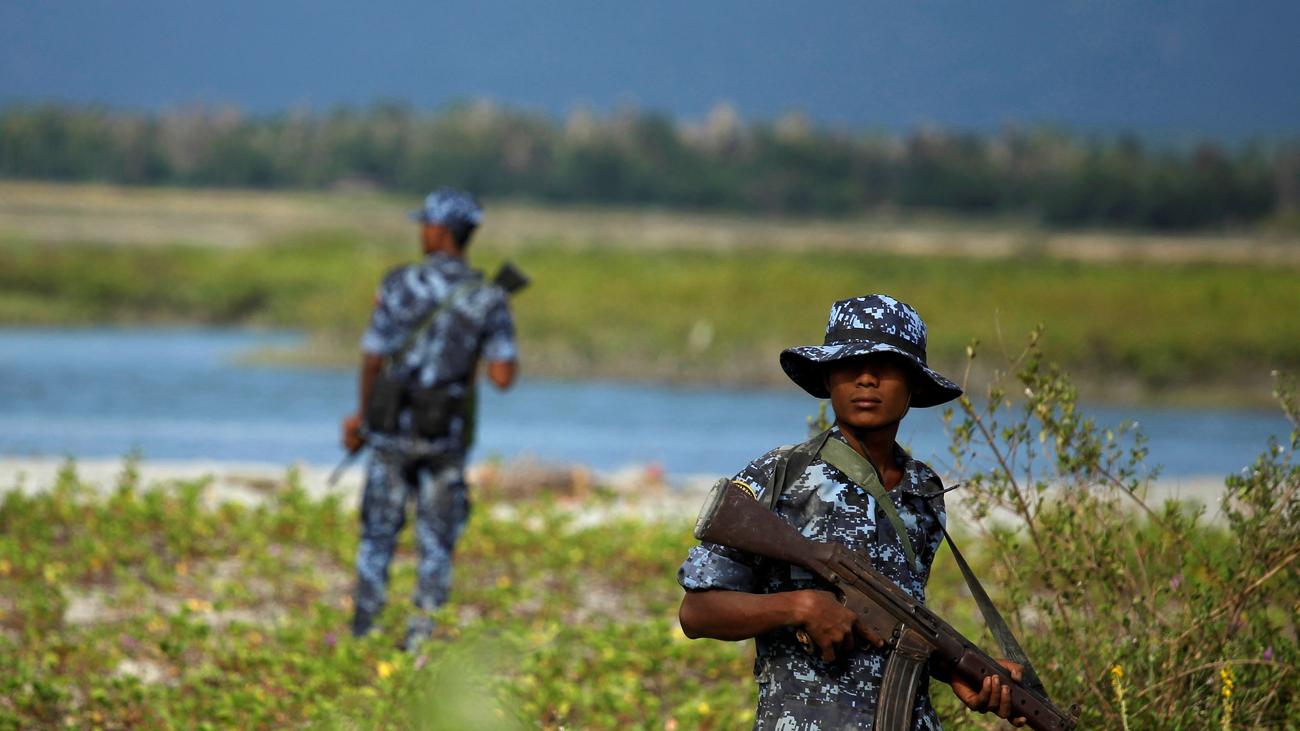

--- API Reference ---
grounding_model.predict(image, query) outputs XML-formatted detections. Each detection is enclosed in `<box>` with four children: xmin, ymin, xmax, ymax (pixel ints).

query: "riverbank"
<box><xmin>4</xmin><ymin>181</ymin><xmax>1300</xmax><ymax>406</ymax></box>
<box><xmin>0</xmin><ymin>455</ymin><xmax>1234</xmax><ymax>525</ymax></box>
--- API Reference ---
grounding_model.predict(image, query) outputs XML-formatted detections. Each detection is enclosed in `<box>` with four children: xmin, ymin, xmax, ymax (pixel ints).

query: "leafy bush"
<box><xmin>939</xmin><ymin>330</ymin><xmax>1298</xmax><ymax>729</ymax></box>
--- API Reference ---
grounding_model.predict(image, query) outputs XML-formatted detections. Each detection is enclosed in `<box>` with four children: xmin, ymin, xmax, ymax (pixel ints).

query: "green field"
<box><xmin>3</xmin><ymin>440</ymin><xmax>1294</xmax><ymax>730</ymax></box>
<box><xmin>0</xmin><ymin>465</ymin><xmax>993</xmax><ymax>730</ymax></box>
<box><xmin>3</xmin><ymin>181</ymin><xmax>1300</xmax><ymax>404</ymax></box>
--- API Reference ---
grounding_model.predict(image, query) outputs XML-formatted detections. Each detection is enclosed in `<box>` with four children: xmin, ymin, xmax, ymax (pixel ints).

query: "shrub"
<box><xmin>939</xmin><ymin>329</ymin><xmax>1297</xmax><ymax>729</ymax></box>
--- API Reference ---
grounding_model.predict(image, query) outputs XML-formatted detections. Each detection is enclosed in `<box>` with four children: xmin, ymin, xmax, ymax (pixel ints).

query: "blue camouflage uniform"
<box><xmin>678</xmin><ymin>429</ymin><xmax>948</xmax><ymax>731</ymax></box>
<box><xmin>680</xmin><ymin>293</ymin><xmax>964</xmax><ymax>730</ymax></box>
<box><xmin>352</xmin><ymin>190</ymin><xmax>516</xmax><ymax>639</ymax></box>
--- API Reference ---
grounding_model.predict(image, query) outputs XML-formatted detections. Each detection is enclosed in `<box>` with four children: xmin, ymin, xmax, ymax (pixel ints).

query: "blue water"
<box><xmin>0</xmin><ymin>328</ymin><xmax>1290</xmax><ymax>478</ymax></box>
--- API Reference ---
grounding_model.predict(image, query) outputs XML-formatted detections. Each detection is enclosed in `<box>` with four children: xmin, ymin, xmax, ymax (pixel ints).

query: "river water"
<box><xmin>0</xmin><ymin>328</ymin><xmax>1290</xmax><ymax>480</ymax></box>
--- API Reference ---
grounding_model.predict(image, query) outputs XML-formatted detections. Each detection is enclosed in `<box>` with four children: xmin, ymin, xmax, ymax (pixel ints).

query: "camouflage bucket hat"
<box><xmin>408</xmin><ymin>187</ymin><xmax>484</xmax><ymax>231</ymax></box>
<box><xmin>779</xmin><ymin>294</ymin><xmax>962</xmax><ymax>408</ymax></box>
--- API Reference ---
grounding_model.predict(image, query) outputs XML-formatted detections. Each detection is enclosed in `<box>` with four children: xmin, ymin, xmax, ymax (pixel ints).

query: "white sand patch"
<box><xmin>0</xmin><ymin>455</ymin><xmax>1230</xmax><ymax>527</ymax></box>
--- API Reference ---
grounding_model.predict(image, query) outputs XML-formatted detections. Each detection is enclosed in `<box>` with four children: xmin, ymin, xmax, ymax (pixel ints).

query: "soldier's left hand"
<box><xmin>342</xmin><ymin>412</ymin><xmax>365</xmax><ymax>452</ymax></box>
<box><xmin>951</xmin><ymin>658</ymin><xmax>1027</xmax><ymax>727</ymax></box>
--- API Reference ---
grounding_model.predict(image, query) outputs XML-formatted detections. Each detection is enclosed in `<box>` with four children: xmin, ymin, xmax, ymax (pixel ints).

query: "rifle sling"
<box><xmin>764</xmin><ymin>429</ymin><xmax>1053</xmax><ymax>703</ymax></box>
<box><xmin>388</xmin><ymin>278</ymin><xmax>481</xmax><ymax>369</ymax></box>
<box><xmin>928</xmin><ymin>501</ymin><xmax>1049</xmax><ymax>698</ymax></box>
<box><xmin>817</xmin><ymin>437</ymin><xmax>921</xmax><ymax>573</ymax></box>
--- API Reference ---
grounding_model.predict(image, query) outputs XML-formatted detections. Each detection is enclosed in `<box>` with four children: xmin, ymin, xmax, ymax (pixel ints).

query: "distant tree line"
<box><xmin>2</xmin><ymin>100</ymin><xmax>1297</xmax><ymax>230</ymax></box>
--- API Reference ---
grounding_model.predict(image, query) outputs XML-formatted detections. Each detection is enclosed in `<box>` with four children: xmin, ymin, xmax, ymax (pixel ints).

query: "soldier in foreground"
<box><xmin>341</xmin><ymin>188</ymin><xmax>517</xmax><ymax>650</ymax></box>
<box><xmin>677</xmin><ymin>295</ymin><xmax>1028</xmax><ymax>730</ymax></box>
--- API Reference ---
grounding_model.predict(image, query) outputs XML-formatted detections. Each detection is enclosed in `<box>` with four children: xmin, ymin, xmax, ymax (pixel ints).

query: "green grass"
<box><xmin>2</xmin><ymin>230</ymin><xmax>1299</xmax><ymax>403</ymax></box>
<box><xmin>0</xmin><ymin>459</ymin><xmax>1081</xmax><ymax>730</ymax></box>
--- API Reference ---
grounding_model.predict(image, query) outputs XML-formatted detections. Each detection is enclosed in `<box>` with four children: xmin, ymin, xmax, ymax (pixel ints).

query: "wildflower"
<box><xmin>1263</xmin><ymin>646</ymin><xmax>1274</xmax><ymax>662</ymax></box>
<box><xmin>43</xmin><ymin>562</ymin><xmax>65</xmax><ymax>583</ymax></box>
<box><xmin>1110</xmin><ymin>664</ymin><xmax>1130</xmax><ymax>731</ymax></box>
<box><xmin>376</xmin><ymin>660</ymin><xmax>396</xmax><ymax>679</ymax></box>
<box><xmin>696</xmin><ymin>702</ymin><xmax>711</xmax><ymax>716</ymax></box>
<box><xmin>1220</xmin><ymin>666</ymin><xmax>1235</xmax><ymax>730</ymax></box>
<box><xmin>184</xmin><ymin>597</ymin><xmax>213</xmax><ymax>613</ymax></box>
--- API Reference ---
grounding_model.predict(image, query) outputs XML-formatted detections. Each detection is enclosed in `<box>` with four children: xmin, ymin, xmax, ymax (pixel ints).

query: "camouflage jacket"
<box><xmin>678</xmin><ymin>427</ymin><xmax>946</xmax><ymax>731</ymax></box>
<box><xmin>360</xmin><ymin>252</ymin><xmax>516</xmax><ymax>449</ymax></box>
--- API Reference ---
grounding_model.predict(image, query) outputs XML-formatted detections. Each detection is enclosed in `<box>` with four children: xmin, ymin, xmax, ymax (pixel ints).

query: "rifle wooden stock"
<box><xmin>694</xmin><ymin>480</ymin><xmax>1079</xmax><ymax>731</ymax></box>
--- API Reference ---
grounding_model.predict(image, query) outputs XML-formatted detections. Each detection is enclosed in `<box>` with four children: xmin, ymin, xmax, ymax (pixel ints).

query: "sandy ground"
<box><xmin>0</xmin><ymin>455</ymin><xmax>1233</xmax><ymax>526</ymax></box>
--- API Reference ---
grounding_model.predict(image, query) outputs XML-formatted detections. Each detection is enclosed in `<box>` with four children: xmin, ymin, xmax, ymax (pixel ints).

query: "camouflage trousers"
<box><xmin>351</xmin><ymin>446</ymin><xmax>469</xmax><ymax>635</ymax></box>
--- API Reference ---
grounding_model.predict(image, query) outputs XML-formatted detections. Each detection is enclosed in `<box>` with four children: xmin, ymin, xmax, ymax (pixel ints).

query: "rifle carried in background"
<box><xmin>693</xmin><ymin>479</ymin><xmax>1080</xmax><ymax>731</ymax></box>
<box><xmin>327</xmin><ymin>261</ymin><xmax>530</xmax><ymax>486</ymax></box>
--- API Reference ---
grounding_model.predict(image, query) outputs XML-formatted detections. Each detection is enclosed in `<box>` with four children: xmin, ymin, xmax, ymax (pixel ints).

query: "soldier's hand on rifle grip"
<box><xmin>342</xmin><ymin>412</ymin><xmax>365</xmax><ymax>453</ymax></box>
<box><xmin>793</xmin><ymin>590</ymin><xmax>870</xmax><ymax>663</ymax></box>
<box><xmin>951</xmin><ymin>659</ymin><xmax>1027</xmax><ymax>727</ymax></box>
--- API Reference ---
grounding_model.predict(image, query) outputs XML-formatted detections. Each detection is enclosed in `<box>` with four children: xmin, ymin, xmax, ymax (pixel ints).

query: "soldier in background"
<box><xmin>341</xmin><ymin>188</ymin><xmax>517</xmax><ymax>650</ymax></box>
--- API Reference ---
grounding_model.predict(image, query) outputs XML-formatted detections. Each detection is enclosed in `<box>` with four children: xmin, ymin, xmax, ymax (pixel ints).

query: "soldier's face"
<box><xmin>824</xmin><ymin>353</ymin><xmax>912</xmax><ymax>432</ymax></box>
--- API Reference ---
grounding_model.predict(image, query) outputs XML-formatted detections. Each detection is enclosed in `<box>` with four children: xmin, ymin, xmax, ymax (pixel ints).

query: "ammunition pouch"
<box><xmin>364</xmin><ymin>371</ymin><xmax>464</xmax><ymax>440</ymax></box>
<box><xmin>364</xmin><ymin>369</ymin><xmax>406</xmax><ymax>434</ymax></box>
<box><xmin>407</xmin><ymin>386</ymin><xmax>464</xmax><ymax>440</ymax></box>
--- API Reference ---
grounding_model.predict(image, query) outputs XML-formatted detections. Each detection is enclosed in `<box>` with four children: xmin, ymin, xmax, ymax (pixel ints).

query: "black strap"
<box><xmin>764</xmin><ymin>428</ymin><xmax>833</xmax><ymax>509</ymax></box>
<box><xmin>923</xmin><ymin>480</ymin><xmax>1048</xmax><ymax>698</ymax></box>
<box><xmin>823</xmin><ymin>327</ymin><xmax>926</xmax><ymax>363</ymax></box>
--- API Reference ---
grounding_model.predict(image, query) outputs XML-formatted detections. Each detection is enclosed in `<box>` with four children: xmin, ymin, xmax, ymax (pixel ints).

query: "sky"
<box><xmin>2</xmin><ymin>0</ymin><xmax>1298</xmax><ymax>139</ymax></box>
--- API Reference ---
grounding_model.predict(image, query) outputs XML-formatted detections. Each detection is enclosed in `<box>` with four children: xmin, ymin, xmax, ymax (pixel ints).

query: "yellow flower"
<box><xmin>696</xmin><ymin>702</ymin><xmax>711</xmax><ymax>716</ymax></box>
<box><xmin>0</xmin><ymin>558</ymin><xmax>13</xmax><ymax>576</ymax></box>
<box><xmin>376</xmin><ymin>660</ymin><xmax>396</xmax><ymax>679</ymax></box>
<box><xmin>184</xmin><ymin>597</ymin><xmax>213</xmax><ymax>613</ymax></box>
<box><xmin>1111</xmin><ymin>664</ymin><xmax>1124</xmax><ymax>679</ymax></box>
<box><xmin>42</xmin><ymin>562</ymin><xmax>65</xmax><ymax>584</ymax></box>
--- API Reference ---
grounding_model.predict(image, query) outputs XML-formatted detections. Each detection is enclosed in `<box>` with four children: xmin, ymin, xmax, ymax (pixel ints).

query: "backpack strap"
<box><xmin>764</xmin><ymin>428</ymin><xmax>833</xmax><ymax>509</ymax></box>
<box><xmin>922</xmin><ymin>478</ymin><xmax>1049</xmax><ymax>698</ymax></box>
<box><xmin>386</xmin><ymin>277</ymin><xmax>482</xmax><ymax>376</ymax></box>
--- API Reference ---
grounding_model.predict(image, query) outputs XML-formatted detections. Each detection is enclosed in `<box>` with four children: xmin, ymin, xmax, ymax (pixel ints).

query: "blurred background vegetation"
<box><xmin>3</xmin><ymin>101</ymin><xmax>1298</xmax><ymax>232</ymax></box>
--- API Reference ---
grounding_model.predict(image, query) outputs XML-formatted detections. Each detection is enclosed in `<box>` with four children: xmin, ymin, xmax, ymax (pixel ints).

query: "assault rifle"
<box><xmin>326</xmin><ymin>261</ymin><xmax>530</xmax><ymax>486</ymax></box>
<box><xmin>693</xmin><ymin>479</ymin><xmax>1080</xmax><ymax>731</ymax></box>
